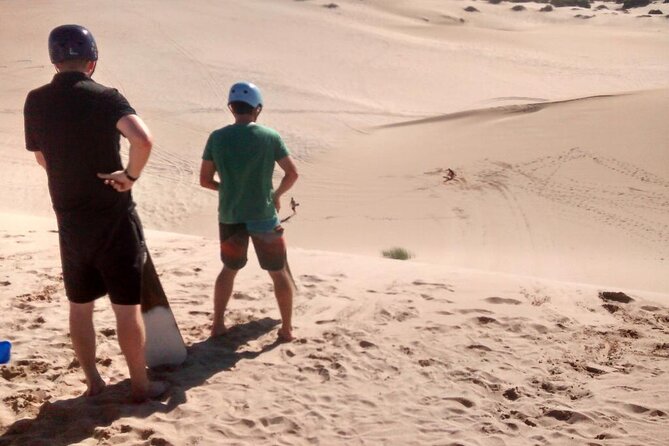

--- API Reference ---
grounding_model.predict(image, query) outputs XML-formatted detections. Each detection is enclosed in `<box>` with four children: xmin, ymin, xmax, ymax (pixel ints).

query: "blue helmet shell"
<box><xmin>228</xmin><ymin>82</ymin><xmax>263</xmax><ymax>108</ymax></box>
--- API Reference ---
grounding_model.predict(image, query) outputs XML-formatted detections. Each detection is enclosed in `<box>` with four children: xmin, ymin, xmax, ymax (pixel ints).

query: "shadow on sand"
<box><xmin>0</xmin><ymin>317</ymin><xmax>282</xmax><ymax>446</ymax></box>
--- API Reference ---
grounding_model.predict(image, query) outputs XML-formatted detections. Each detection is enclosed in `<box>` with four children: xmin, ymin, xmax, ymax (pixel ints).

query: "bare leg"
<box><xmin>211</xmin><ymin>266</ymin><xmax>238</xmax><ymax>337</ymax></box>
<box><xmin>69</xmin><ymin>301</ymin><xmax>106</xmax><ymax>396</ymax></box>
<box><xmin>268</xmin><ymin>269</ymin><xmax>294</xmax><ymax>342</ymax></box>
<box><xmin>112</xmin><ymin>303</ymin><xmax>167</xmax><ymax>402</ymax></box>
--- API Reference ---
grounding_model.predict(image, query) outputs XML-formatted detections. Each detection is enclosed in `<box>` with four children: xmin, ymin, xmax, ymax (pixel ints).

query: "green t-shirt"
<box><xmin>202</xmin><ymin>123</ymin><xmax>289</xmax><ymax>224</ymax></box>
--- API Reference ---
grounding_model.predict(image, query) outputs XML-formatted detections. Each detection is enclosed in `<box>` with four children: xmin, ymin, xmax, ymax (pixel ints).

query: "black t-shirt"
<box><xmin>24</xmin><ymin>72</ymin><xmax>136</xmax><ymax>223</ymax></box>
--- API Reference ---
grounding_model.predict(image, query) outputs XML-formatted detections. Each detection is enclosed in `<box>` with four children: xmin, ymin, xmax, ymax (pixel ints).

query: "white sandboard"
<box><xmin>141</xmin><ymin>250</ymin><xmax>187</xmax><ymax>368</ymax></box>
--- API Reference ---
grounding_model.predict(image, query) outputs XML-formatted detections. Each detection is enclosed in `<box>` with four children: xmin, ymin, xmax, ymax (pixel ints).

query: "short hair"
<box><xmin>55</xmin><ymin>58</ymin><xmax>91</xmax><ymax>71</ymax></box>
<box><xmin>229</xmin><ymin>101</ymin><xmax>256</xmax><ymax>115</ymax></box>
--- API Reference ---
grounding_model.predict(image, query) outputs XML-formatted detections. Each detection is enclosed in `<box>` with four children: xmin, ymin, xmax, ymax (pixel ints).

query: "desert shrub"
<box><xmin>381</xmin><ymin>247</ymin><xmax>414</xmax><ymax>260</ymax></box>
<box><xmin>511</xmin><ymin>5</ymin><xmax>527</xmax><ymax>10</ymax></box>
<box><xmin>550</xmin><ymin>0</ymin><xmax>591</xmax><ymax>7</ymax></box>
<box><xmin>622</xmin><ymin>0</ymin><xmax>650</xmax><ymax>7</ymax></box>
<box><xmin>540</xmin><ymin>4</ymin><xmax>555</xmax><ymax>10</ymax></box>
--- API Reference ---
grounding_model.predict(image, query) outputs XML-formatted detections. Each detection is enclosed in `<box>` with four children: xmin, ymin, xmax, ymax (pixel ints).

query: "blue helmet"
<box><xmin>48</xmin><ymin>24</ymin><xmax>98</xmax><ymax>64</ymax></box>
<box><xmin>228</xmin><ymin>82</ymin><xmax>263</xmax><ymax>108</ymax></box>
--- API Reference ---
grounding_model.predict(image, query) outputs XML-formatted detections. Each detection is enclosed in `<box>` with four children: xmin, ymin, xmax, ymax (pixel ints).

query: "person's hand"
<box><xmin>273</xmin><ymin>195</ymin><xmax>281</xmax><ymax>212</ymax></box>
<box><xmin>97</xmin><ymin>170</ymin><xmax>135</xmax><ymax>192</ymax></box>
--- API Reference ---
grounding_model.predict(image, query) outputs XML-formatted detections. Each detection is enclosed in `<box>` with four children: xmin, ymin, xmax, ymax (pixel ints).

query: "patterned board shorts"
<box><xmin>219</xmin><ymin>223</ymin><xmax>286</xmax><ymax>271</ymax></box>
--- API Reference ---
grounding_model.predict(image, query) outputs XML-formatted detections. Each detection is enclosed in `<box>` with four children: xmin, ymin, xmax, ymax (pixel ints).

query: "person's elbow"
<box><xmin>288</xmin><ymin>168</ymin><xmax>299</xmax><ymax>183</ymax></box>
<box><xmin>135</xmin><ymin>133</ymin><xmax>153</xmax><ymax>153</ymax></box>
<box><xmin>118</xmin><ymin>115</ymin><xmax>153</xmax><ymax>153</ymax></box>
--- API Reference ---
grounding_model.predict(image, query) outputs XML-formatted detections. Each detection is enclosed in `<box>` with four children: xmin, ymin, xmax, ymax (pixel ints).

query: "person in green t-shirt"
<box><xmin>200</xmin><ymin>82</ymin><xmax>299</xmax><ymax>342</ymax></box>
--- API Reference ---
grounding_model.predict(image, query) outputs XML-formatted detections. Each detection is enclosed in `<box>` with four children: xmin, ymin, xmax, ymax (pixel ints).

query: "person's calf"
<box><xmin>269</xmin><ymin>269</ymin><xmax>294</xmax><ymax>340</ymax></box>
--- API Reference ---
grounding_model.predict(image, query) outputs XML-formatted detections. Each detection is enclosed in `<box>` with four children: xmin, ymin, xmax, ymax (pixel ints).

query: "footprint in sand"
<box><xmin>28</xmin><ymin>316</ymin><xmax>46</xmax><ymax>329</ymax></box>
<box><xmin>436</xmin><ymin>310</ymin><xmax>454</xmax><ymax>316</ymax></box>
<box><xmin>1</xmin><ymin>367</ymin><xmax>27</xmax><ymax>381</ymax></box>
<box><xmin>485</xmin><ymin>296</ymin><xmax>522</xmax><ymax>305</ymax></box>
<box><xmin>618</xmin><ymin>402</ymin><xmax>667</xmax><ymax>418</ymax></box>
<box><xmin>300</xmin><ymin>274</ymin><xmax>326</xmax><ymax>283</ymax></box>
<box><xmin>641</xmin><ymin>305</ymin><xmax>662</xmax><ymax>312</ymax></box>
<box><xmin>467</xmin><ymin>344</ymin><xmax>492</xmax><ymax>352</ymax></box>
<box><xmin>188</xmin><ymin>310</ymin><xmax>211</xmax><ymax>316</ymax></box>
<box><xmin>97</xmin><ymin>357</ymin><xmax>112</xmax><ymax>367</ymax></box>
<box><xmin>442</xmin><ymin>396</ymin><xmax>476</xmax><ymax>408</ymax></box>
<box><xmin>315</xmin><ymin>319</ymin><xmax>337</xmax><ymax>325</ymax></box>
<box><xmin>100</xmin><ymin>328</ymin><xmax>116</xmax><ymax>338</ymax></box>
<box><xmin>475</xmin><ymin>316</ymin><xmax>499</xmax><ymax>325</ymax></box>
<box><xmin>3</xmin><ymin>359</ymin><xmax>63</xmax><ymax>384</ymax></box>
<box><xmin>233</xmin><ymin>292</ymin><xmax>257</xmax><ymax>301</ymax></box>
<box><xmin>542</xmin><ymin>408</ymin><xmax>593</xmax><ymax>424</ymax></box>
<box><xmin>457</xmin><ymin>308</ymin><xmax>494</xmax><ymax>315</ymax></box>
<box><xmin>412</xmin><ymin>280</ymin><xmax>454</xmax><ymax>292</ymax></box>
<box><xmin>599</xmin><ymin>291</ymin><xmax>634</xmax><ymax>304</ymax></box>
<box><xmin>3</xmin><ymin>389</ymin><xmax>50</xmax><ymax>414</ymax></box>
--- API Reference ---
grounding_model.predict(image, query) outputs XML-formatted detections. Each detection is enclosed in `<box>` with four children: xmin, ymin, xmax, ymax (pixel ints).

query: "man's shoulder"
<box><xmin>210</xmin><ymin>125</ymin><xmax>236</xmax><ymax>138</ymax></box>
<box><xmin>29</xmin><ymin>78</ymin><xmax>123</xmax><ymax>100</ymax></box>
<box><xmin>26</xmin><ymin>83</ymin><xmax>53</xmax><ymax>100</ymax></box>
<box><xmin>252</xmin><ymin>125</ymin><xmax>285</xmax><ymax>145</ymax></box>
<box><xmin>253</xmin><ymin>124</ymin><xmax>281</xmax><ymax>137</ymax></box>
<box><xmin>83</xmin><ymin>79</ymin><xmax>124</xmax><ymax>99</ymax></box>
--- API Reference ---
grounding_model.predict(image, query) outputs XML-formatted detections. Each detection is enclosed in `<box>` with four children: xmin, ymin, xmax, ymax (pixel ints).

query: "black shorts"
<box><xmin>219</xmin><ymin>223</ymin><xmax>286</xmax><ymax>271</ymax></box>
<box><xmin>58</xmin><ymin>210</ymin><xmax>145</xmax><ymax>305</ymax></box>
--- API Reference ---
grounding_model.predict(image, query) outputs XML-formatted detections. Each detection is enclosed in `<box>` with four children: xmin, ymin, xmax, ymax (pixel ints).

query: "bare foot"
<box><xmin>210</xmin><ymin>321</ymin><xmax>229</xmax><ymax>338</ymax></box>
<box><xmin>83</xmin><ymin>376</ymin><xmax>107</xmax><ymax>397</ymax></box>
<box><xmin>131</xmin><ymin>380</ymin><xmax>169</xmax><ymax>403</ymax></box>
<box><xmin>277</xmin><ymin>327</ymin><xmax>294</xmax><ymax>343</ymax></box>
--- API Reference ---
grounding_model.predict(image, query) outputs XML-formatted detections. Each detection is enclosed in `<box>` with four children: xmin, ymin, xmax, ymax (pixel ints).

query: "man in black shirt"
<box><xmin>24</xmin><ymin>24</ymin><xmax>166</xmax><ymax>402</ymax></box>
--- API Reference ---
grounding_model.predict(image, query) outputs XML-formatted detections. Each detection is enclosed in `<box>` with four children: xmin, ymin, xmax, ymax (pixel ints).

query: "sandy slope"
<box><xmin>300</xmin><ymin>89</ymin><xmax>669</xmax><ymax>292</ymax></box>
<box><xmin>1</xmin><ymin>214</ymin><xmax>668</xmax><ymax>446</ymax></box>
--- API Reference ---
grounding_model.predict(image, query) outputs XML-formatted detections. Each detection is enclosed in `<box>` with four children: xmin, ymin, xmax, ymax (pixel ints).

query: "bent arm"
<box><xmin>274</xmin><ymin>156</ymin><xmax>298</xmax><ymax>202</ymax></box>
<box><xmin>199</xmin><ymin>160</ymin><xmax>219</xmax><ymax>191</ymax></box>
<box><xmin>97</xmin><ymin>114</ymin><xmax>153</xmax><ymax>192</ymax></box>
<box><xmin>117</xmin><ymin>114</ymin><xmax>153</xmax><ymax>179</ymax></box>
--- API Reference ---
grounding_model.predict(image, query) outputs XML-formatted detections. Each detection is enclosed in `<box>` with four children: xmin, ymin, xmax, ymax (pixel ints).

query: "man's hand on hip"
<box><xmin>98</xmin><ymin>170</ymin><xmax>135</xmax><ymax>192</ymax></box>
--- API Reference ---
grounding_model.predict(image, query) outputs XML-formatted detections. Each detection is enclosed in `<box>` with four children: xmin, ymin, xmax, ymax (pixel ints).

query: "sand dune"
<box><xmin>1</xmin><ymin>0</ymin><xmax>668</xmax><ymax>444</ymax></box>
<box><xmin>1</xmin><ymin>214</ymin><xmax>668</xmax><ymax>445</ymax></box>
<box><xmin>298</xmin><ymin>89</ymin><xmax>669</xmax><ymax>291</ymax></box>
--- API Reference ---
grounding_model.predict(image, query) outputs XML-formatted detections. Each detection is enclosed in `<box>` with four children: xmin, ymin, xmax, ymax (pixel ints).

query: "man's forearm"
<box><xmin>117</xmin><ymin>114</ymin><xmax>153</xmax><ymax>179</ymax></box>
<box><xmin>274</xmin><ymin>172</ymin><xmax>298</xmax><ymax>199</ymax></box>
<box><xmin>125</xmin><ymin>142</ymin><xmax>151</xmax><ymax>179</ymax></box>
<box><xmin>201</xmin><ymin>179</ymin><xmax>219</xmax><ymax>191</ymax></box>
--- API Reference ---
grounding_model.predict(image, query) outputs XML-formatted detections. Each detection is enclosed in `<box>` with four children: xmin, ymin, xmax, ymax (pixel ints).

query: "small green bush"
<box><xmin>381</xmin><ymin>247</ymin><xmax>414</xmax><ymax>260</ymax></box>
<box><xmin>550</xmin><ymin>0</ymin><xmax>591</xmax><ymax>8</ymax></box>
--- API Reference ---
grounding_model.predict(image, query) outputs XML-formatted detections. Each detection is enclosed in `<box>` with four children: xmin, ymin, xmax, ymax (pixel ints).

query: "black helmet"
<box><xmin>48</xmin><ymin>25</ymin><xmax>98</xmax><ymax>64</ymax></box>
